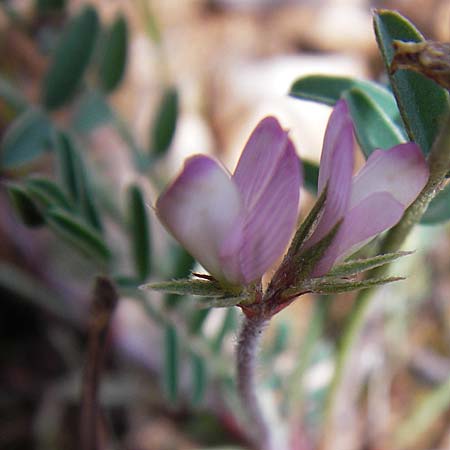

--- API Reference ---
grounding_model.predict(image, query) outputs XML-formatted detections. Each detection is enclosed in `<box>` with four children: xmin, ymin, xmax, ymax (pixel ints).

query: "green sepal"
<box><xmin>195</xmin><ymin>296</ymin><xmax>249</xmax><ymax>309</ymax></box>
<box><xmin>307</xmin><ymin>275</ymin><xmax>404</xmax><ymax>294</ymax></box>
<box><xmin>329</xmin><ymin>251</ymin><xmax>413</xmax><ymax>278</ymax></box>
<box><xmin>293</xmin><ymin>219</ymin><xmax>342</xmax><ymax>285</ymax></box>
<box><xmin>288</xmin><ymin>186</ymin><xmax>327</xmax><ymax>258</ymax></box>
<box><xmin>141</xmin><ymin>278</ymin><xmax>242</xmax><ymax>298</ymax></box>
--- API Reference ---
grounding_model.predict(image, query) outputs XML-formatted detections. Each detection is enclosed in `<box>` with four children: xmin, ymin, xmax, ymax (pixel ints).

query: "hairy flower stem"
<box><xmin>322</xmin><ymin>107</ymin><xmax>450</xmax><ymax>446</ymax></box>
<box><xmin>237</xmin><ymin>314</ymin><xmax>273</xmax><ymax>450</ymax></box>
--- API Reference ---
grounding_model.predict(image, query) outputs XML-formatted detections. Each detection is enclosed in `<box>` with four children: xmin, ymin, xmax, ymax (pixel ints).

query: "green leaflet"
<box><xmin>373</xmin><ymin>9</ymin><xmax>449</xmax><ymax>155</ymax></box>
<box><xmin>26</xmin><ymin>177</ymin><xmax>72</xmax><ymax>210</ymax></box>
<box><xmin>329</xmin><ymin>251</ymin><xmax>413</xmax><ymax>277</ymax></box>
<box><xmin>55</xmin><ymin>131</ymin><xmax>103</xmax><ymax>231</ymax></box>
<box><xmin>420</xmin><ymin>184</ymin><xmax>450</xmax><ymax>225</ymax></box>
<box><xmin>45</xmin><ymin>208</ymin><xmax>111</xmax><ymax>265</ymax></box>
<box><xmin>289</xmin><ymin>74</ymin><xmax>402</xmax><ymax>126</ymax></box>
<box><xmin>164</xmin><ymin>324</ymin><xmax>179</xmax><ymax>403</ymax></box>
<box><xmin>190</xmin><ymin>353</ymin><xmax>207</xmax><ymax>406</ymax></box>
<box><xmin>1</xmin><ymin>108</ymin><xmax>53</xmax><ymax>168</ymax></box>
<box><xmin>128</xmin><ymin>185</ymin><xmax>151</xmax><ymax>281</ymax></box>
<box><xmin>343</xmin><ymin>88</ymin><xmax>405</xmax><ymax>157</ymax></box>
<box><xmin>42</xmin><ymin>6</ymin><xmax>99</xmax><ymax>110</ymax></box>
<box><xmin>7</xmin><ymin>184</ymin><xmax>45</xmax><ymax>227</ymax></box>
<box><xmin>150</xmin><ymin>87</ymin><xmax>179</xmax><ymax>157</ymax></box>
<box><xmin>72</xmin><ymin>89</ymin><xmax>114</xmax><ymax>134</ymax></box>
<box><xmin>98</xmin><ymin>15</ymin><xmax>128</xmax><ymax>93</ymax></box>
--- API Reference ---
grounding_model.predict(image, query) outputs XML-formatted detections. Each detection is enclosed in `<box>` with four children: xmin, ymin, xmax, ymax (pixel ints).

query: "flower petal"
<box><xmin>224</xmin><ymin>138</ymin><xmax>302</xmax><ymax>284</ymax></box>
<box><xmin>350</xmin><ymin>143</ymin><xmax>429</xmax><ymax>208</ymax></box>
<box><xmin>232</xmin><ymin>116</ymin><xmax>291</xmax><ymax>211</ymax></box>
<box><xmin>312</xmin><ymin>191</ymin><xmax>404</xmax><ymax>276</ymax></box>
<box><xmin>305</xmin><ymin>100</ymin><xmax>354</xmax><ymax>248</ymax></box>
<box><xmin>156</xmin><ymin>155</ymin><xmax>244</xmax><ymax>284</ymax></box>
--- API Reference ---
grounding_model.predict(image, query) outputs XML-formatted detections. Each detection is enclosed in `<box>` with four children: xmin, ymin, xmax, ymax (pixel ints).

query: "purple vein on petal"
<box><xmin>229</xmin><ymin>138</ymin><xmax>302</xmax><ymax>284</ymax></box>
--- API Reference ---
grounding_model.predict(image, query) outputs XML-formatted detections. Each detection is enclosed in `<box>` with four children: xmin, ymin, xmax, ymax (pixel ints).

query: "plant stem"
<box><xmin>322</xmin><ymin>108</ymin><xmax>450</xmax><ymax>444</ymax></box>
<box><xmin>236</xmin><ymin>314</ymin><xmax>273</xmax><ymax>450</ymax></box>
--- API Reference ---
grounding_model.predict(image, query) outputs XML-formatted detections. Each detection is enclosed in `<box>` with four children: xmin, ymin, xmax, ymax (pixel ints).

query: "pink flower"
<box><xmin>156</xmin><ymin>117</ymin><xmax>302</xmax><ymax>286</ymax></box>
<box><xmin>304</xmin><ymin>100</ymin><xmax>429</xmax><ymax>276</ymax></box>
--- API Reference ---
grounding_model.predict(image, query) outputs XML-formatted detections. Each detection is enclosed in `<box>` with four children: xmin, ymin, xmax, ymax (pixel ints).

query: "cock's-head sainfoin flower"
<box><xmin>156</xmin><ymin>117</ymin><xmax>302</xmax><ymax>287</ymax></box>
<box><xmin>303</xmin><ymin>99</ymin><xmax>429</xmax><ymax>277</ymax></box>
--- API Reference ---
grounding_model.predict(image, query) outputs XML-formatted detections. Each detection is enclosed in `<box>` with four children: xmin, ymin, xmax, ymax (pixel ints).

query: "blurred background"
<box><xmin>1</xmin><ymin>0</ymin><xmax>450</xmax><ymax>449</ymax></box>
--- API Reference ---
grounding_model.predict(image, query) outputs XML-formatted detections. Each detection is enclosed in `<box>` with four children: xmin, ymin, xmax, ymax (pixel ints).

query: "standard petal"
<box><xmin>312</xmin><ymin>191</ymin><xmax>404</xmax><ymax>276</ymax></box>
<box><xmin>304</xmin><ymin>100</ymin><xmax>354</xmax><ymax>248</ymax></box>
<box><xmin>232</xmin><ymin>116</ymin><xmax>291</xmax><ymax>211</ymax></box>
<box><xmin>224</xmin><ymin>138</ymin><xmax>302</xmax><ymax>284</ymax></box>
<box><xmin>350</xmin><ymin>143</ymin><xmax>429</xmax><ymax>208</ymax></box>
<box><xmin>318</xmin><ymin>99</ymin><xmax>353</xmax><ymax>193</ymax></box>
<box><xmin>156</xmin><ymin>155</ymin><xmax>244</xmax><ymax>284</ymax></box>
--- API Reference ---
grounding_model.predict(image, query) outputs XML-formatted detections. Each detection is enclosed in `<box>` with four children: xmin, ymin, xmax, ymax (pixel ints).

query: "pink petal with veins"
<box><xmin>312</xmin><ymin>191</ymin><xmax>404</xmax><ymax>276</ymax></box>
<box><xmin>228</xmin><ymin>138</ymin><xmax>301</xmax><ymax>283</ymax></box>
<box><xmin>156</xmin><ymin>155</ymin><xmax>244</xmax><ymax>284</ymax></box>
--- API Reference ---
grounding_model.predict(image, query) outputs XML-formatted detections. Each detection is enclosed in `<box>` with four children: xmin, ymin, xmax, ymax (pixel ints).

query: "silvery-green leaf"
<box><xmin>308</xmin><ymin>276</ymin><xmax>404</xmax><ymax>294</ymax></box>
<box><xmin>329</xmin><ymin>251</ymin><xmax>412</xmax><ymax>277</ymax></box>
<box><xmin>141</xmin><ymin>278</ymin><xmax>241</xmax><ymax>298</ymax></box>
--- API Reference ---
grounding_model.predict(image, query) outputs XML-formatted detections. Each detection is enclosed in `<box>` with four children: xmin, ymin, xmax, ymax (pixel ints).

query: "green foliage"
<box><xmin>42</xmin><ymin>6</ymin><xmax>100</xmax><ymax>110</ymax></box>
<box><xmin>302</xmin><ymin>160</ymin><xmax>319</xmax><ymax>194</ymax></box>
<box><xmin>98</xmin><ymin>15</ymin><xmax>129</xmax><ymax>93</ymax></box>
<box><xmin>72</xmin><ymin>90</ymin><xmax>114</xmax><ymax>134</ymax></box>
<box><xmin>128</xmin><ymin>185</ymin><xmax>152</xmax><ymax>281</ymax></box>
<box><xmin>420</xmin><ymin>184</ymin><xmax>450</xmax><ymax>224</ymax></box>
<box><xmin>190</xmin><ymin>353</ymin><xmax>207</xmax><ymax>405</ymax></box>
<box><xmin>45</xmin><ymin>208</ymin><xmax>110</xmax><ymax>265</ymax></box>
<box><xmin>289</xmin><ymin>74</ymin><xmax>402</xmax><ymax>126</ymax></box>
<box><xmin>26</xmin><ymin>177</ymin><xmax>72</xmax><ymax>210</ymax></box>
<box><xmin>1</xmin><ymin>108</ymin><xmax>53</xmax><ymax>168</ymax></box>
<box><xmin>150</xmin><ymin>87</ymin><xmax>179</xmax><ymax>157</ymax></box>
<box><xmin>7</xmin><ymin>184</ymin><xmax>45</xmax><ymax>227</ymax></box>
<box><xmin>373</xmin><ymin>9</ymin><xmax>449</xmax><ymax>155</ymax></box>
<box><xmin>164</xmin><ymin>324</ymin><xmax>179</xmax><ymax>403</ymax></box>
<box><xmin>343</xmin><ymin>88</ymin><xmax>405</xmax><ymax>156</ymax></box>
<box><xmin>55</xmin><ymin>131</ymin><xmax>103</xmax><ymax>231</ymax></box>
